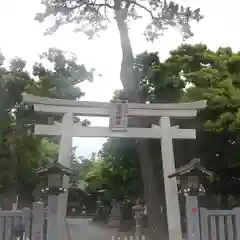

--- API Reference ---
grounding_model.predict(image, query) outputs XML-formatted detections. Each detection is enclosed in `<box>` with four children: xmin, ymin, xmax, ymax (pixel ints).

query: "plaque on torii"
<box><xmin>22</xmin><ymin>93</ymin><xmax>206</xmax><ymax>240</ymax></box>
<box><xmin>109</xmin><ymin>100</ymin><xmax>128</xmax><ymax>131</ymax></box>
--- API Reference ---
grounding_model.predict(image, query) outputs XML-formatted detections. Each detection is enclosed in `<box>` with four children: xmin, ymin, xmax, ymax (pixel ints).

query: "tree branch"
<box><xmin>55</xmin><ymin>0</ymin><xmax>114</xmax><ymax>25</ymax></box>
<box><xmin>90</xmin><ymin>2</ymin><xmax>114</xmax><ymax>9</ymax></box>
<box><xmin>130</xmin><ymin>1</ymin><xmax>156</xmax><ymax>20</ymax></box>
<box><xmin>64</xmin><ymin>1</ymin><xmax>115</xmax><ymax>12</ymax></box>
<box><xmin>104</xmin><ymin>0</ymin><xmax>111</xmax><ymax>22</ymax></box>
<box><xmin>124</xmin><ymin>0</ymin><xmax>131</xmax><ymax>10</ymax></box>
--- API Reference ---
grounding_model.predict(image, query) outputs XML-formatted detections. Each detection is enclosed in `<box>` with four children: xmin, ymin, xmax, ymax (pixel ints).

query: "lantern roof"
<box><xmin>69</xmin><ymin>180</ymin><xmax>88</xmax><ymax>191</ymax></box>
<box><xmin>168</xmin><ymin>158</ymin><xmax>214</xmax><ymax>179</ymax></box>
<box><xmin>35</xmin><ymin>160</ymin><xmax>74</xmax><ymax>177</ymax></box>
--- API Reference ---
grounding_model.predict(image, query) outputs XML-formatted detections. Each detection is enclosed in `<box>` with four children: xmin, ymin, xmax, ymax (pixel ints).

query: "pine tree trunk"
<box><xmin>114</xmin><ymin>9</ymin><xmax>168</xmax><ymax>240</ymax></box>
<box><xmin>137</xmin><ymin>140</ymin><xmax>168</xmax><ymax>240</ymax></box>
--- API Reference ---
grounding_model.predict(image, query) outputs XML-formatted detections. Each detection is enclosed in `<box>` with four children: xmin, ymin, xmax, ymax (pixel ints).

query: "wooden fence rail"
<box><xmin>200</xmin><ymin>207</ymin><xmax>240</xmax><ymax>240</ymax></box>
<box><xmin>0</xmin><ymin>202</ymin><xmax>44</xmax><ymax>240</ymax></box>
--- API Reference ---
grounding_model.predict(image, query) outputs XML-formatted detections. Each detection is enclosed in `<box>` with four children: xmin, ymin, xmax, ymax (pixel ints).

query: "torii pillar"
<box><xmin>55</xmin><ymin>113</ymin><xmax>74</xmax><ymax>240</ymax></box>
<box><xmin>152</xmin><ymin>117</ymin><xmax>191</xmax><ymax>240</ymax></box>
<box><xmin>34</xmin><ymin>113</ymin><xmax>74</xmax><ymax>240</ymax></box>
<box><xmin>160</xmin><ymin>117</ymin><xmax>182</xmax><ymax>240</ymax></box>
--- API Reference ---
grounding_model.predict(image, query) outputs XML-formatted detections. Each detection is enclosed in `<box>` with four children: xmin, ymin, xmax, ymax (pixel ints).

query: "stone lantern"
<box><xmin>36</xmin><ymin>160</ymin><xmax>73</xmax><ymax>196</ymax></box>
<box><xmin>35</xmin><ymin>160</ymin><xmax>74</xmax><ymax>240</ymax></box>
<box><xmin>169</xmin><ymin>158</ymin><xmax>214</xmax><ymax>240</ymax></box>
<box><xmin>168</xmin><ymin>158</ymin><xmax>214</xmax><ymax>196</ymax></box>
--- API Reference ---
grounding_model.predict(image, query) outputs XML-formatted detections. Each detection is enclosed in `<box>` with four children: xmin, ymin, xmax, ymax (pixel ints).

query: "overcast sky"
<box><xmin>0</xmin><ymin>0</ymin><xmax>240</xmax><ymax>157</ymax></box>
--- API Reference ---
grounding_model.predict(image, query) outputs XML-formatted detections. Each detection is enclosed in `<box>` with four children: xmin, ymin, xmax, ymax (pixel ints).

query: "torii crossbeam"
<box><xmin>23</xmin><ymin>93</ymin><xmax>206</xmax><ymax>240</ymax></box>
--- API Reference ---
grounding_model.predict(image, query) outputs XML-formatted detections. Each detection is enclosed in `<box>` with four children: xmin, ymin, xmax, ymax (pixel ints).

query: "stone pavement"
<box><xmin>66</xmin><ymin>218</ymin><xmax>188</xmax><ymax>240</ymax></box>
<box><xmin>67</xmin><ymin>218</ymin><xmax>118</xmax><ymax>240</ymax></box>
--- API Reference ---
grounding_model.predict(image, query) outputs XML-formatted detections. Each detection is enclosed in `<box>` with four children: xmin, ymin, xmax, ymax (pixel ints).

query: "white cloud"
<box><xmin>0</xmin><ymin>0</ymin><xmax>240</xmax><ymax>156</ymax></box>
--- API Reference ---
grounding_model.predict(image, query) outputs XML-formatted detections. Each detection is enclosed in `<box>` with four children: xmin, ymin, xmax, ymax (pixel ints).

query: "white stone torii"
<box><xmin>23</xmin><ymin>93</ymin><xmax>206</xmax><ymax>240</ymax></box>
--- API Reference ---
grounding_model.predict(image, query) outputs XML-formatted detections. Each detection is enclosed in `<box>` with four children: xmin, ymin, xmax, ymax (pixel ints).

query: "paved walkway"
<box><xmin>67</xmin><ymin>218</ymin><xmax>118</xmax><ymax>240</ymax></box>
<box><xmin>66</xmin><ymin>218</ymin><xmax>187</xmax><ymax>240</ymax></box>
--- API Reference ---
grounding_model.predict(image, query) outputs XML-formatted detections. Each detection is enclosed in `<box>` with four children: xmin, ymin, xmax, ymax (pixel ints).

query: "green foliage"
<box><xmin>30</xmin><ymin>48</ymin><xmax>94</xmax><ymax>99</ymax></box>
<box><xmin>85</xmin><ymin>44</ymin><xmax>240</xmax><ymax>200</ymax></box>
<box><xmin>99</xmin><ymin>139</ymin><xmax>142</xmax><ymax>199</ymax></box>
<box><xmin>151</xmin><ymin>44</ymin><xmax>240</xmax><ymax>197</ymax></box>
<box><xmin>135</xmin><ymin>51</ymin><xmax>185</xmax><ymax>103</ymax></box>
<box><xmin>76</xmin><ymin>139</ymin><xmax>142</xmax><ymax>200</ymax></box>
<box><xmin>0</xmin><ymin>48</ymin><xmax>92</xmax><ymax>195</ymax></box>
<box><xmin>172</xmin><ymin>45</ymin><xmax>240</xmax><ymax>133</ymax></box>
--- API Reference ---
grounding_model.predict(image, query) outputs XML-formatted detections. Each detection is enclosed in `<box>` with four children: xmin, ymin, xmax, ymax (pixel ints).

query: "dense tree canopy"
<box><xmin>0</xmin><ymin>48</ymin><xmax>93</xmax><ymax>205</ymax></box>
<box><xmin>80</xmin><ymin>44</ymin><xmax>240</xmax><ymax>207</ymax></box>
<box><xmin>36</xmin><ymin>0</ymin><xmax>202</xmax><ymax>40</ymax></box>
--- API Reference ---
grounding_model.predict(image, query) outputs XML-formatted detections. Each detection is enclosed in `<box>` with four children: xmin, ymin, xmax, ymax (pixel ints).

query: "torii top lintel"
<box><xmin>23</xmin><ymin>93</ymin><xmax>206</xmax><ymax>118</ymax></box>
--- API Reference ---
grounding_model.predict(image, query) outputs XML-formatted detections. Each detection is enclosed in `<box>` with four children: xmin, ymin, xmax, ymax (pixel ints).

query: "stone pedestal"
<box><xmin>119</xmin><ymin>203</ymin><xmax>134</xmax><ymax>232</ymax></box>
<box><xmin>108</xmin><ymin>200</ymin><xmax>121</xmax><ymax>228</ymax></box>
<box><xmin>92</xmin><ymin>199</ymin><xmax>103</xmax><ymax>222</ymax></box>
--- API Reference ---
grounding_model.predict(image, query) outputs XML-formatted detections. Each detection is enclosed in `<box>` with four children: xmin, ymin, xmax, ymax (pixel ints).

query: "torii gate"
<box><xmin>23</xmin><ymin>93</ymin><xmax>206</xmax><ymax>240</ymax></box>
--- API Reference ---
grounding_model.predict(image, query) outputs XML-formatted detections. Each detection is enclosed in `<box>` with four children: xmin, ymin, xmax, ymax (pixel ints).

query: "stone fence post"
<box><xmin>31</xmin><ymin>201</ymin><xmax>45</xmax><ymax>240</ymax></box>
<box><xmin>233</xmin><ymin>207</ymin><xmax>240</xmax><ymax>240</ymax></box>
<box><xmin>185</xmin><ymin>195</ymin><xmax>201</xmax><ymax>240</ymax></box>
<box><xmin>22</xmin><ymin>207</ymin><xmax>32</xmax><ymax>237</ymax></box>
